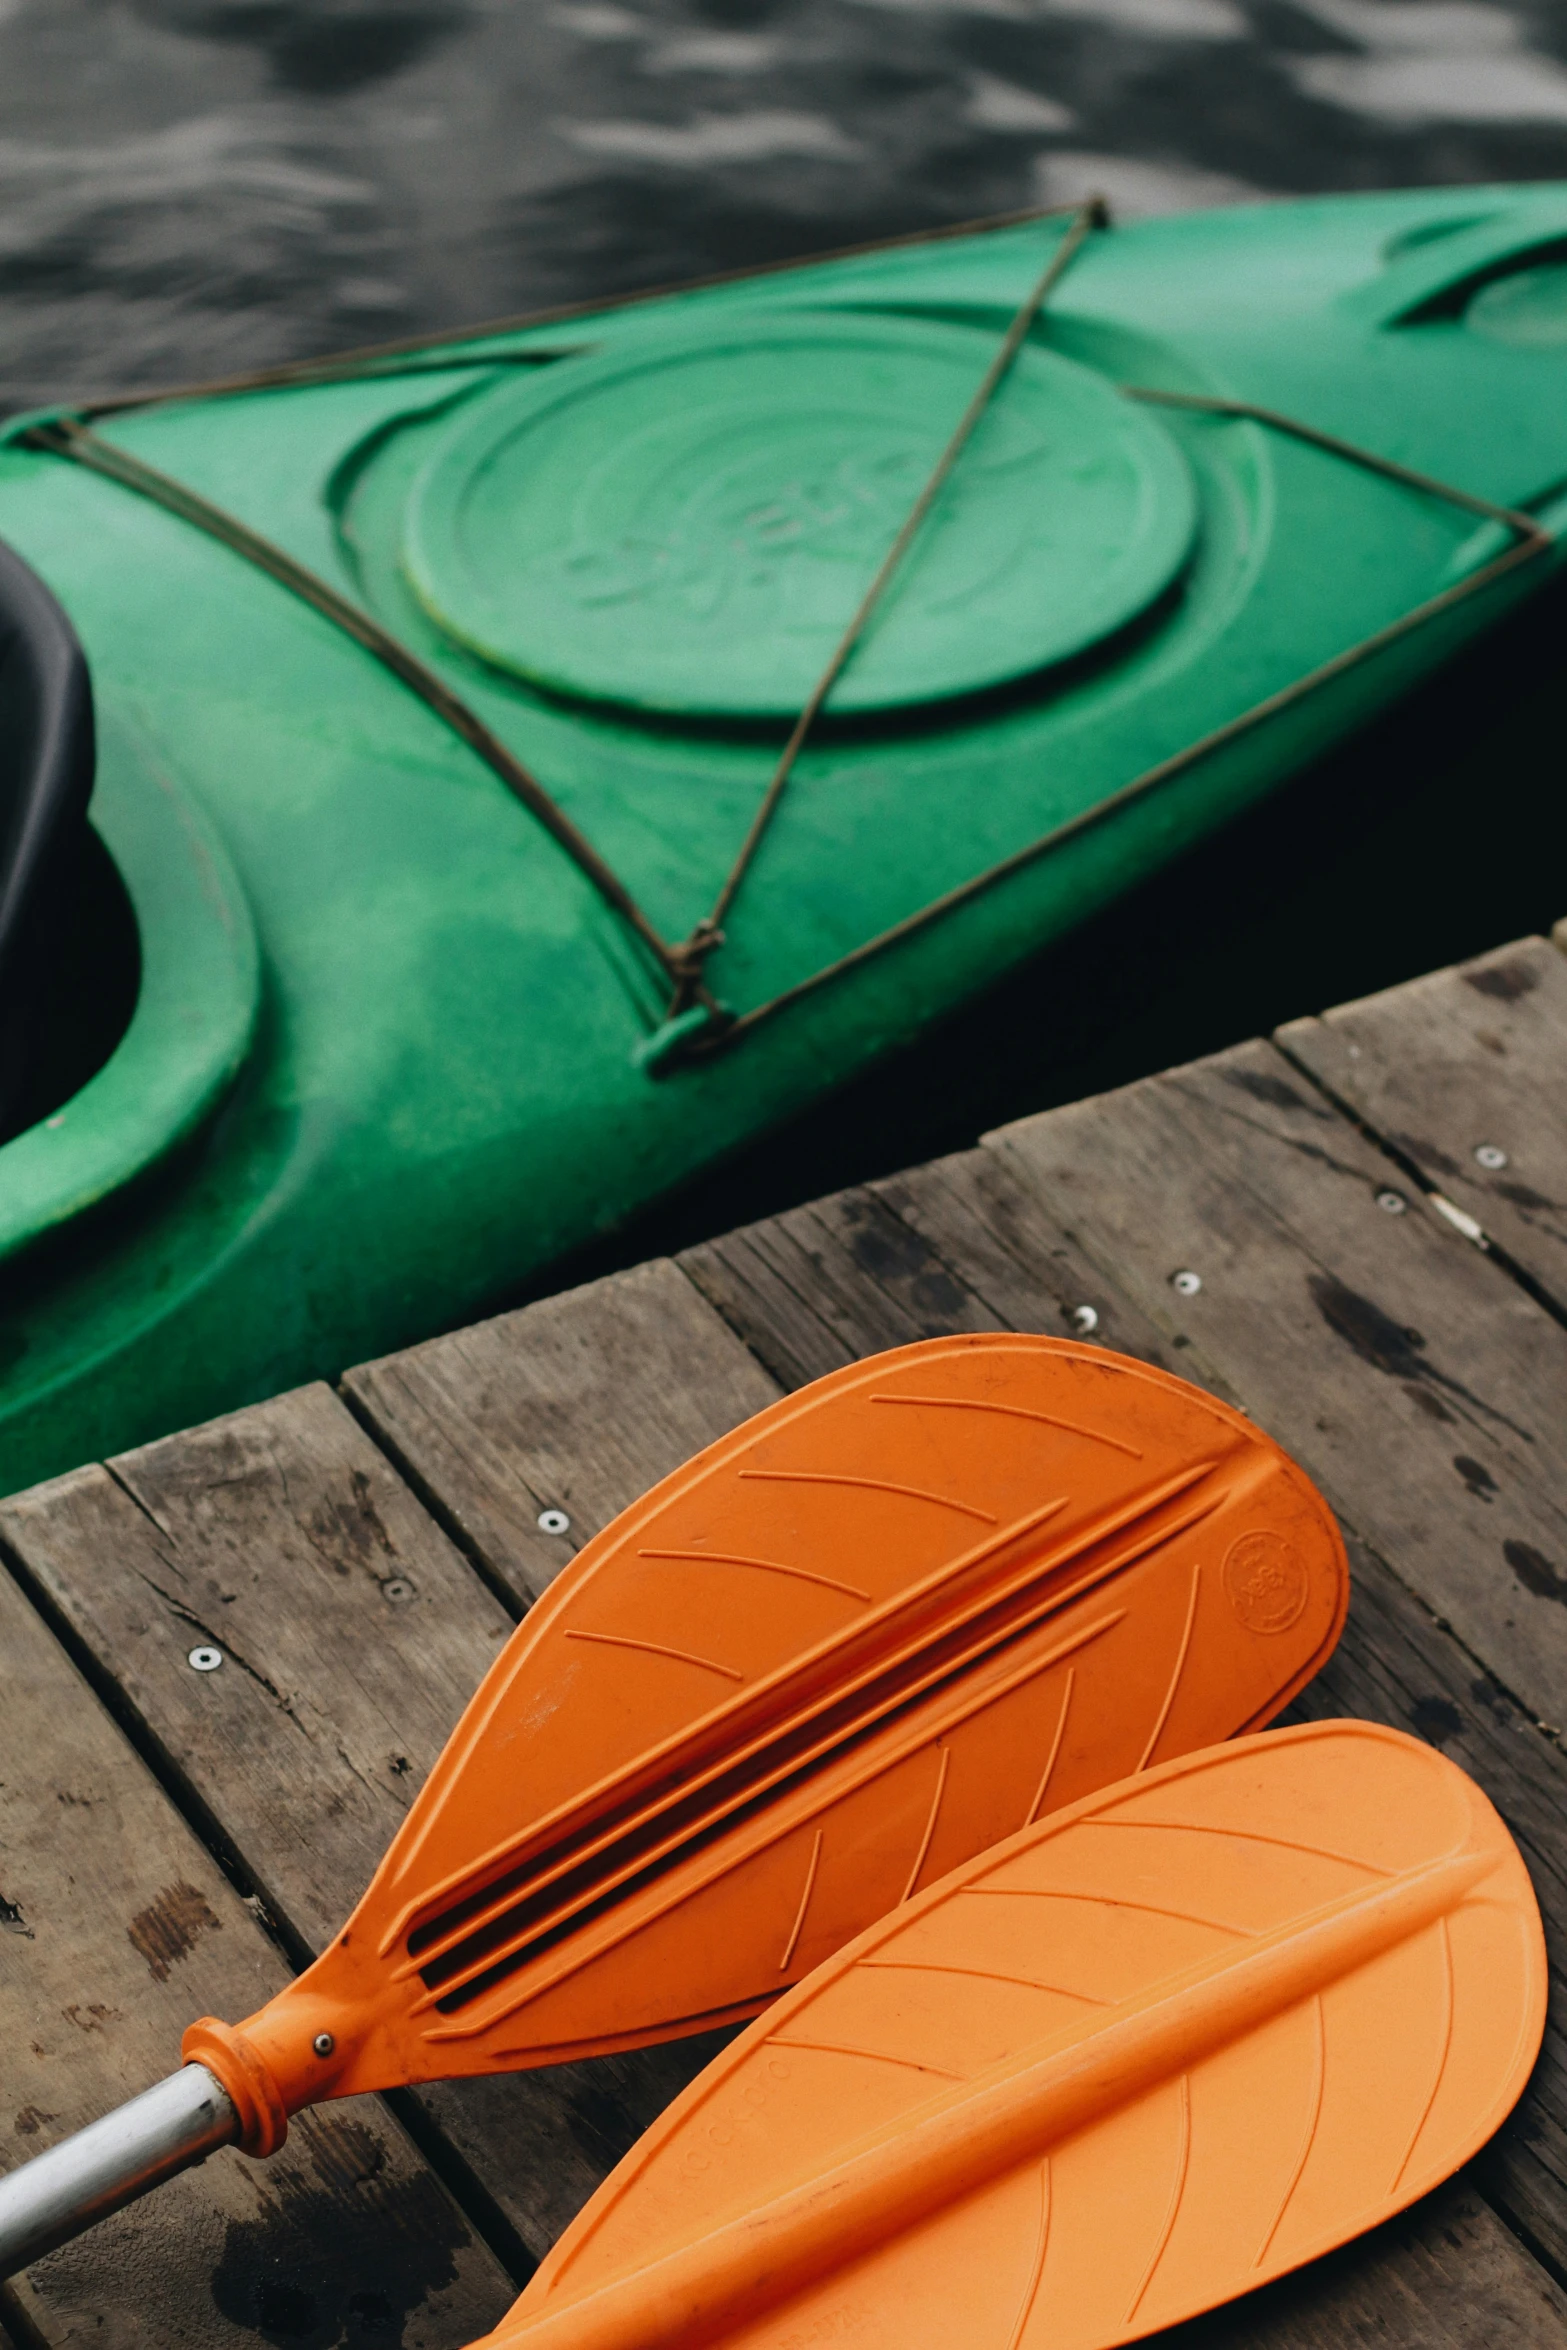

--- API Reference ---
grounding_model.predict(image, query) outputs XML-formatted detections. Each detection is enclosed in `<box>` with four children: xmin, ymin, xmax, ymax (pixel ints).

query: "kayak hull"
<box><xmin>5</xmin><ymin>184</ymin><xmax>1567</xmax><ymax>1491</ymax></box>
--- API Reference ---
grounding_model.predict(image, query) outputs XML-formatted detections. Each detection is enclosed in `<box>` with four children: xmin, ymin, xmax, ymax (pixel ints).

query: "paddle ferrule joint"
<box><xmin>181</xmin><ymin>2016</ymin><xmax>291</xmax><ymax>2157</ymax></box>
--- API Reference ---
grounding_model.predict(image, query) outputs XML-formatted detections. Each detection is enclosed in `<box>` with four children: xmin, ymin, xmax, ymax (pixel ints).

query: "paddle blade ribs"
<box><xmin>480</xmin><ymin>1723</ymin><xmax>1544</xmax><ymax>2350</ymax></box>
<box><xmin>198</xmin><ymin>1335</ymin><xmax>1346</xmax><ymax>2120</ymax></box>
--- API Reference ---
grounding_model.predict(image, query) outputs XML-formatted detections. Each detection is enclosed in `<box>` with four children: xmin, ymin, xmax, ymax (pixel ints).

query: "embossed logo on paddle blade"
<box><xmin>1222</xmin><ymin>1532</ymin><xmax>1310</xmax><ymax>1634</ymax></box>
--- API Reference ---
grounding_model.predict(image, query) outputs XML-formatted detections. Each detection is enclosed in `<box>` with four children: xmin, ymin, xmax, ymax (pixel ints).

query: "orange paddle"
<box><xmin>0</xmin><ymin>1336</ymin><xmax>1346</xmax><ymax>2271</ymax></box>
<box><xmin>474</xmin><ymin>1721</ymin><xmax>1545</xmax><ymax>2350</ymax></box>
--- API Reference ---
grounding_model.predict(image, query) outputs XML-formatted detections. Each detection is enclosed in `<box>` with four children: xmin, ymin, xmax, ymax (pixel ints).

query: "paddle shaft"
<box><xmin>0</xmin><ymin>2064</ymin><xmax>238</xmax><ymax>2275</ymax></box>
<box><xmin>481</xmin><ymin>1850</ymin><xmax>1485</xmax><ymax>2350</ymax></box>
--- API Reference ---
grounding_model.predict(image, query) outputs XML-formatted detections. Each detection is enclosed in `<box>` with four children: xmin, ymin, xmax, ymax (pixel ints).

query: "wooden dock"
<box><xmin>3</xmin><ymin>926</ymin><xmax>1567</xmax><ymax>2350</ymax></box>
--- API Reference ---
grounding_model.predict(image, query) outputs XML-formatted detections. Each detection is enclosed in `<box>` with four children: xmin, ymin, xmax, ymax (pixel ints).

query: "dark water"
<box><xmin>8</xmin><ymin>0</ymin><xmax>1567</xmax><ymax>408</ymax></box>
<box><xmin>4</xmin><ymin>0</ymin><xmax>1567</xmax><ymax>1263</ymax></box>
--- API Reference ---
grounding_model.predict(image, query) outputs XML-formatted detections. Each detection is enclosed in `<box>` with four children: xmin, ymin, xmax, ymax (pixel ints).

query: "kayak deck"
<box><xmin>9</xmin><ymin>185</ymin><xmax>1567</xmax><ymax>1498</ymax></box>
<box><xmin>1</xmin><ymin>921</ymin><xmax>1565</xmax><ymax>2347</ymax></box>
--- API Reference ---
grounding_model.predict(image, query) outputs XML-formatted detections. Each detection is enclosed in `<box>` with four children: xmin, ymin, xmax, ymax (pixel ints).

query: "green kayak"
<box><xmin>4</xmin><ymin>183</ymin><xmax>1567</xmax><ymax>1494</ymax></box>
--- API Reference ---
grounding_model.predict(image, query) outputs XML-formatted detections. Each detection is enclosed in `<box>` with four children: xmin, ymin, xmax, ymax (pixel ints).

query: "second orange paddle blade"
<box><xmin>200</xmin><ymin>1334</ymin><xmax>1346</xmax><ymax>2120</ymax></box>
<box><xmin>486</xmin><ymin>1722</ymin><xmax>1544</xmax><ymax>2350</ymax></box>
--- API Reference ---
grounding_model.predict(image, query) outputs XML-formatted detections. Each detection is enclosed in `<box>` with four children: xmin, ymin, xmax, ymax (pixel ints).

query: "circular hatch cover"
<box><xmin>403</xmin><ymin>310</ymin><xmax>1198</xmax><ymax>719</ymax></box>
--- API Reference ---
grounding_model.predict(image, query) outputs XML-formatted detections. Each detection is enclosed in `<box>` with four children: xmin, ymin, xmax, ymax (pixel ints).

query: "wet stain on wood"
<box><xmin>1391</xmin><ymin>1131</ymin><xmax>1463</xmax><ymax>1182</ymax></box>
<box><xmin>307</xmin><ymin>1469</ymin><xmax>399</xmax><ymax>1578</ymax></box>
<box><xmin>1503</xmin><ymin>1539</ymin><xmax>1567</xmax><ymax>1606</ymax></box>
<box><xmin>1464</xmin><ymin>959</ymin><xmax>1539</xmax><ymax>1004</ymax></box>
<box><xmin>1495</xmin><ymin>1178</ymin><xmax>1563</xmax><ymax>1216</ymax></box>
<box><xmin>1307</xmin><ymin>1273</ymin><xmax>1531</xmax><ymax>1441</ymax></box>
<box><xmin>0</xmin><ymin>1891</ymin><xmax>33</xmax><ymax>1938</ymax></box>
<box><xmin>127</xmin><ymin>1880</ymin><xmax>222</xmax><ymax>1982</ymax></box>
<box><xmin>1454</xmin><ymin>1455</ymin><xmax>1499</xmax><ymax>1503</ymax></box>
<box><xmin>1409</xmin><ymin>1695</ymin><xmax>1464</xmax><ymax>1747</ymax></box>
<box><xmin>12</xmin><ymin>2105</ymin><xmax>56</xmax><ymax>2137</ymax></box>
<box><xmin>1308</xmin><ymin>1274</ymin><xmax>1429</xmax><ymax>1380</ymax></box>
<box><xmin>1223</xmin><ymin>1066</ymin><xmax>1313</xmax><ymax>1113</ymax></box>
<box><xmin>211</xmin><ymin>2116</ymin><xmax>467</xmax><ymax>2347</ymax></box>
<box><xmin>842</xmin><ymin>1214</ymin><xmax>970</xmax><ymax>1324</ymax></box>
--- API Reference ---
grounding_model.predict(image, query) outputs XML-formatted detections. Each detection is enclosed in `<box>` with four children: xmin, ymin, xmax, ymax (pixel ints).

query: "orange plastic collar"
<box><xmin>182</xmin><ymin>2016</ymin><xmax>290</xmax><ymax>2157</ymax></box>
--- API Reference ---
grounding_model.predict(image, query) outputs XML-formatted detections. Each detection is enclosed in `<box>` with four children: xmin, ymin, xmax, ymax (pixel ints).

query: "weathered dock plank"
<box><xmin>344</xmin><ymin>1259</ymin><xmax>780</xmax><ymax>1610</ymax></box>
<box><xmin>875</xmin><ymin>1148</ymin><xmax>1227</xmax><ymax>1388</ymax></box>
<box><xmin>0</xmin><ymin>1550</ymin><xmax>513</xmax><ymax>2349</ymax></box>
<box><xmin>678</xmin><ymin>1184</ymin><xmax>1001</xmax><ymax>1387</ymax></box>
<box><xmin>988</xmin><ymin>1034</ymin><xmax>1567</xmax><ymax>1731</ymax></box>
<box><xmin>7</xmin><ymin>1385</ymin><xmax>517</xmax><ymax>1953</ymax></box>
<box><xmin>1279</xmin><ymin>935</ymin><xmax>1567</xmax><ymax>1318</ymax></box>
<box><xmin>681</xmin><ymin>1150</ymin><xmax>1222</xmax><ymax>1395</ymax></box>
<box><xmin>0</xmin><ymin>1387</ymin><xmax>728</xmax><ymax>2265</ymax></box>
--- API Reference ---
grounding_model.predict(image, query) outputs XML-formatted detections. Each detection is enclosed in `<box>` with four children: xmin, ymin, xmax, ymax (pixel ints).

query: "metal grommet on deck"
<box><xmin>1070</xmin><ymin>1304</ymin><xmax>1100</xmax><ymax>1335</ymax></box>
<box><xmin>1171</xmin><ymin>1270</ymin><xmax>1202</xmax><ymax>1297</ymax></box>
<box><xmin>1475</xmin><ymin>1144</ymin><xmax>1508</xmax><ymax>1169</ymax></box>
<box><xmin>1376</xmin><ymin>1190</ymin><xmax>1407</xmax><ymax>1215</ymax></box>
<box><xmin>538</xmin><ymin>1508</ymin><xmax>571</xmax><ymax>1536</ymax></box>
<box><xmin>188</xmin><ymin>1646</ymin><xmax>223</xmax><ymax>1672</ymax></box>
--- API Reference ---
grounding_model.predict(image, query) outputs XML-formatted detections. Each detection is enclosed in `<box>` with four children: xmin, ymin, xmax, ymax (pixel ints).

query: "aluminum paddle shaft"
<box><xmin>0</xmin><ymin>2064</ymin><xmax>238</xmax><ymax>2274</ymax></box>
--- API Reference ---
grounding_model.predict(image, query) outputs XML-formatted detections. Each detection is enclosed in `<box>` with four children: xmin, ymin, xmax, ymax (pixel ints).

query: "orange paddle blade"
<box><xmin>479</xmin><ymin>1722</ymin><xmax>1545</xmax><ymax>2350</ymax></box>
<box><xmin>189</xmin><ymin>1335</ymin><xmax>1346</xmax><ymax>2136</ymax></box>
